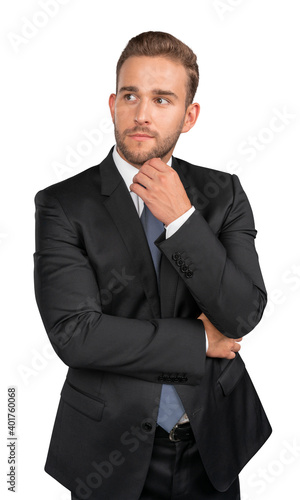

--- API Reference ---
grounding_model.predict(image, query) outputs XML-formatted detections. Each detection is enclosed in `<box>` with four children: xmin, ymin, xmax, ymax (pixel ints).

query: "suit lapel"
<box><xmin>99</xmin><ymin>150</ymin><xmax>161</xmax><ymax>318</ymax></box>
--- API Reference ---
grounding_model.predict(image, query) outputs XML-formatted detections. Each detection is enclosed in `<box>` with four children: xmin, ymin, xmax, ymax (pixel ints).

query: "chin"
<box><xmin>121</xmin><ymin>147</ymin><xmax>154</xmax><ymax>166</ymax></box>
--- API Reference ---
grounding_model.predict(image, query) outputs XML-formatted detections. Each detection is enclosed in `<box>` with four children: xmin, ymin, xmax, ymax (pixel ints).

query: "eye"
<box><xmin>155</xmin><ymin>97</ymin><xmax>169</xmax><ymax>105</ymax></box>
<box><xmin>124</xmin><ymin>94</ymin><xmax>137</xmax><ymax>102</ymax></box>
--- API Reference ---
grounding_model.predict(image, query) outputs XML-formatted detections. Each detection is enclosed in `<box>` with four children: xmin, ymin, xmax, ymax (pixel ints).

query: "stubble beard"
<box><xmin>114</xmin><ymin>119</ymin><xmax>185</xmax><ymax>168</ymax></box>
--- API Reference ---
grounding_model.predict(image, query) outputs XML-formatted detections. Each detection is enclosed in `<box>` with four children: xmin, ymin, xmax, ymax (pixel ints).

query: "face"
<box><xmin>109</xmin><ymin>56</ymin><xmax>200</xmax><ymax>168</ymax></box>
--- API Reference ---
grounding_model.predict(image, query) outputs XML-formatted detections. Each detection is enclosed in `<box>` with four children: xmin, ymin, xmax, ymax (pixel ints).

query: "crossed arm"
<box><xmin>34</xmin><ymin>157</ymin><xmax>266</xmax><ymax>385</ymax></box>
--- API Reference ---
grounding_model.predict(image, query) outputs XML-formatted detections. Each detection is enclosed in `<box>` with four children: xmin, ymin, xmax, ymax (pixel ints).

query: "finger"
<box><xmin>138</xmin><ymin>163</ymin><xmax>158</xmax><ymax>180</ymax></box>
<box><xmin>130</xmin><ymin>182</ymin><xmax>148</xmax><ymax>201</ymax></box>
<box><xmin>131</xmin><ymin>172</ymin><xmax>152</xmax><ymax>189</ymax></box>
<box><xmin>145</xmin><ymin>158</ymin><xmax>171</xmax><ymax>172</ymax></box>
<box><xmin>232</xmin><ymin>342</ymin><xmax>241</xmax><ymax>353</ymax></box>
<box><xmin>227</xmin><ymin>351</ymin><xmax>236</xmax><ymax>360</ymax></box>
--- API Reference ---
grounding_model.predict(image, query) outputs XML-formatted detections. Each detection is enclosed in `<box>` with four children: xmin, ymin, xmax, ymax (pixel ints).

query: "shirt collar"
<box><xmin>112</xmin><ymin>145</ymin><xmax>172</xmax><ymax>192</ymax></box>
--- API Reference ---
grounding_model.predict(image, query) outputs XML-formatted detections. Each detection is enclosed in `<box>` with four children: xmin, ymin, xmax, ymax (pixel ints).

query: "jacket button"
<box><xmin>180</xmin><ymin>264</ymin><xmax>188</xmax><ymax>273</ymax></box>
<box><xmin>172</xmin><ymin>252</ymin><xmax>181</xmax><ymax>261</ymax></box>
<box><xmin>176</xmin><ymin>258</ymin><xmax>184</xmax><ymax>267</ymax></box>
<box><xmin>142</xmin><ymin>422</ymin><xmax>153</xmax><ymax>432</ymax></box>
<box><xmin>185</xmin><ymin>270</ymin><xmax>193</xmax><ymax>278</ymax></box>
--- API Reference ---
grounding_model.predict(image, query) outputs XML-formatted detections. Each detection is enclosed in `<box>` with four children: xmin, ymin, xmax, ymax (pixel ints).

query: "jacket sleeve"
<box><xmin>33</xmin><ymin>189</ymin><xmax>206</xmax><ymax>384</ymax></box>
<box><xmin>157</xmin><ymin>174</ymin><xmax>267</xmax><ymax>338</ymax></box>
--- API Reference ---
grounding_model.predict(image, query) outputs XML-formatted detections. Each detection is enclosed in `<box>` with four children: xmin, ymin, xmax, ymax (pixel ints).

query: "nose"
<box><xmin>134</xmin><ymin>99</ymin><xmax>151</xmax><ymax>125</ymax></box>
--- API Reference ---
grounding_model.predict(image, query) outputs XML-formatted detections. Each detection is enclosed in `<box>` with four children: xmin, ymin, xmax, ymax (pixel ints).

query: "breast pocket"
<box><xmin>60</xmin><ymin>380</ymin><xmax>105</xmax><ymax>421</ymax></box>
<box><xmin>217</xmin><ymin>353</ymin><xmax>245</xmax><ymax>396</ymax></box>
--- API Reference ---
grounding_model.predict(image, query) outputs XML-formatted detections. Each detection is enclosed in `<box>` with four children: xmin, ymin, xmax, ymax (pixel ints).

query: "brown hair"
<box><xmin>116</xmin><ymin>31</ymin><xmax>199</xmax><ymax>106</ymax></box>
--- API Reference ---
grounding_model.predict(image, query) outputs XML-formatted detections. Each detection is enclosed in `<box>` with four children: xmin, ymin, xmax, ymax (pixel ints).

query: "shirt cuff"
<box><xmin>164</xmin><ymin>206</ymin><xmax>195</xmax><ymax>239</ymax></box>
<box><xmin>205</xmin><ymin>330</ymin><xmax>208</xmax><ymax>352</ymax></box>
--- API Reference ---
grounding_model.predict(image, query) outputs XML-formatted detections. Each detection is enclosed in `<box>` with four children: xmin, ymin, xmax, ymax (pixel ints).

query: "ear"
<box><xmin>108</xmin><ymin>94</ymin><xmax>116</xmax><ymax>123</ymax></box>
<box><xmin>181</xmin><ymin>102</ymin><xmax>200</xmax><ymax>134</ymax></box>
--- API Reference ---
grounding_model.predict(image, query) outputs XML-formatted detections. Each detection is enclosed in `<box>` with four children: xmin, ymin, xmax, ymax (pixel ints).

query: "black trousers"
<box><xmin>138</xmin><ymin>432</ymin><xmax>240</xmax><ymax>500</ymax></box>
<box><xmin>71</xmin><ymin>430</ymin><xmax>240</xmax><ymax>500</ymax></box>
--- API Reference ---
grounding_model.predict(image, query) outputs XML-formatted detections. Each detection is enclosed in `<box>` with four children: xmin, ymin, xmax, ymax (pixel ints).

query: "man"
<box><xmin>34</xmin><ymin>31</ymin><xmax>271</xmax><ymax>499</ymax></box>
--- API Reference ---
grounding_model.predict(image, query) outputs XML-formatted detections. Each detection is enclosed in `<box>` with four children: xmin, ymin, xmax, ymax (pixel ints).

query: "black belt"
<box><xmin>155</xmin><ymin>422</ymin><xmax>195</xmax><ymax>442</ymax></box>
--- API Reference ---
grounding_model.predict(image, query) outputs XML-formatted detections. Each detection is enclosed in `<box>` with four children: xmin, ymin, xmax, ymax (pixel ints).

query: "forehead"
<box><xmin>118</xmin><ymin>56</ymin><xmax>188</xmax><ymax>97</ymax></box>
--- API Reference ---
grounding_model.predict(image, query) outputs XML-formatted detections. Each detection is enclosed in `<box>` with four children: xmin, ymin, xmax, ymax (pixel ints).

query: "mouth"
<box><xmin>128</xmin><ymin>134</ymin><xmax>155</xmax><ymax>142</ymax></box>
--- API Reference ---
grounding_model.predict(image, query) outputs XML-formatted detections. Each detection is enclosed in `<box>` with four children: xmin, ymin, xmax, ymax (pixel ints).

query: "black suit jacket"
<box><xmin>34</xmin><ymin>148</ymin><xmax>272</xmax><ymax>499</ymax></box>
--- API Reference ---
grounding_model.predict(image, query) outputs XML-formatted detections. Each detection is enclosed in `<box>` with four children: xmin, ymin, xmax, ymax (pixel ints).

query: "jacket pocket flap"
<box><xmin>218</xmin><ymin>354</ymin><xmax>245</xmax><ymax>396</ymax></box>
<box><xmin>61</xmin><ymin>381</ymin><xmax>105</xmax><ymax>421</ymax></box>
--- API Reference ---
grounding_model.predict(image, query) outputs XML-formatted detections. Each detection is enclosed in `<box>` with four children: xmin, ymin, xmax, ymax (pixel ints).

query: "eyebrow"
<box><xmin>118</xmin><ymin>86</ymin><xmax>178</xmax><ymax>100</ymax></box>
<box><xmin>118</xmin><ymin>86</ymin><xmax>139</xmax><ymax>93</ymax></box>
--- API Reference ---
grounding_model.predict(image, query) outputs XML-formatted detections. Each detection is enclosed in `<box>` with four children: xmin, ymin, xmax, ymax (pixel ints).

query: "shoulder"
<box><xmin>173</xmin><ymin>155</ymin><xmax>233</xmax><ymax>183</ymax></box>
<box><xmin>173</xmin><ymin>156</ymin><xmax>252</xmax><ymax>227</ymax></box>
<box><xmin>36</xmin><ymin>164</ymin><xmax>100</xmax><ymax>200</ymax></box>
<box><xmin>173</xmin><ymin>155</ymin><xmax>239</xmax><ymax>197</ymax></box>
<box><xmin>34</xmin><ymin>149</ymin><xmax>115</xmax><ymax>207</ymax></box>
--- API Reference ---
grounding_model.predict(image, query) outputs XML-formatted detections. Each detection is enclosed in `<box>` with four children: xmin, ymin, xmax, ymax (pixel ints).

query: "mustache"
<box><xmin>124</xmin><ymin>126</ymin><xmax>158</xmax><ymax>137</ymax></box>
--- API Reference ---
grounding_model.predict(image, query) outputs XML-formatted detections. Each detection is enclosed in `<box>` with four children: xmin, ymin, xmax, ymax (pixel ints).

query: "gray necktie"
<box><xmin>140</xmin><ymin>204</ymin><xmax>185</xmax><ymax>432</ymax></box>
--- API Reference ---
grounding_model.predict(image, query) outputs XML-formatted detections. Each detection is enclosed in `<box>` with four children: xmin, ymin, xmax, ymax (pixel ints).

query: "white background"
<box><xmin>1</xmin><ymin>1</ymin><xmax>300</xmax><ymax>499</ymax></box>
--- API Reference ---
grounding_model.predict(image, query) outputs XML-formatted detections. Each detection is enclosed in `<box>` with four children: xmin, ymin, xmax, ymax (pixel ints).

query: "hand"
<box><xmin>198</xmin><ymin>313</ymin><xmax>242</xmax><ymax>359</ymax></box>
<box><xmin>130</xmin><ymin>158</ymin><xmax>192</xmax><ymax>226</ymax></box>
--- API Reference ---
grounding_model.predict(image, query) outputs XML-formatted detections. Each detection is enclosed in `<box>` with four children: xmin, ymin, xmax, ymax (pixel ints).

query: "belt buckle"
<box><xmin>169</xmin><ymin>423</ymin><xmax>180</xmax><ymax>442</ymax></box>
